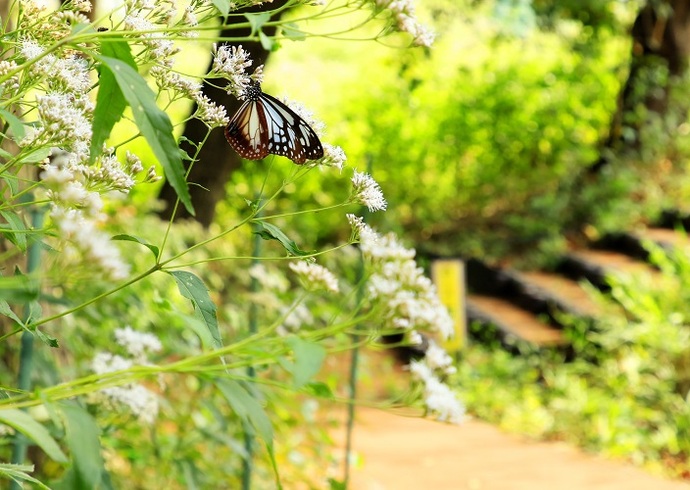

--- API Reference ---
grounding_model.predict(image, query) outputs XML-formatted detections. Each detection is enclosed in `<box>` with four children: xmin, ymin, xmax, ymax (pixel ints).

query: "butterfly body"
<box><xmin>225</xmin><ymin>82</ymin><xmax>324</xmax><ymax>164</ymax></box>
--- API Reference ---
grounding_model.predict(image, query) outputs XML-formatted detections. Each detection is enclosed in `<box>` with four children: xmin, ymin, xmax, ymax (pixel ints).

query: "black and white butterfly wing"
<box><xmin>224</xmin><ymin>83</ymin><xmax>324</xmax><ymax>164</ymax></box>
<box><xmin>225</xmin><ymin>99</ymin><xmax>270</xmax><ymax>161</ymax></box>
<box><xmin>258</xmin><ymin>92</ymin><xmax>324</xmax><ymax>164</ymax></box>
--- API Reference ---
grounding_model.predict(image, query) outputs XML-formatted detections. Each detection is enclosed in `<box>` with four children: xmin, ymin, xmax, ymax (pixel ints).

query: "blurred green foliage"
<box><xmin>266</xmin><ymin>0</ymin><xmax>690</xmax><ymax>266</ymax></box>
<box><xmin>454</xmin><ymin>242</ymin><xmax>690</xmax><ymax>476</ymax></box>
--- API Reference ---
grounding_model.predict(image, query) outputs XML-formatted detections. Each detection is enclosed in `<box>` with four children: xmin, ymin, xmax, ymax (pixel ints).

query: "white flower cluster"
<box><xmin>211</xmin><ymin>44</ymin><xmax>259</xmax><ymax>98</ymax></box>
<box><xmin>122</xmin><ymin>0</ymin><xmax>181</xmax><ymax>67</ymax></box>
<box><xmin>373</xmin><ymin>0</ymin><xmax>435</xmax><ymax>47</ymax></box>
<box><xmin>0</xmin><ymin>60</ymin><xmax>20</xmax><ymax>94</ymax></box>
<box><xmin>317</xmin><ymin>143</ymin><xmax>347</xmax><ymax>171</ymax></box>
<box><xmin>351</xmin><ymin>171</ymin><xmax>387</xmax><ymax>212</ymax></box>
<box><xmin>37</xmin><ymin>146</ymin><xmax>147</xmax><ymax>279</ymax></box>
<box><xmin>289</xmin><ymin>260</ymin><xmax>340</xmax><ymax>293</ymax></box>
<box><xmin>349</xmin><ymin>215</ymin><xmax>462</xmax><ymax>421</ymax></box>
<box><xmin>20</xmin><ymin>39</ymin><xmax>91</xmax><ymax>93</ymax></box>
<box><xmin>90</xmin><ymin>327</ymin><xmax>163</xmax><ymax>424</ymax></box>
<box><xmin>409</xmin><ymin>361</ymin><xmax>464</xmax><ymax>424</ymax></box>
<box><xmin>115</xmin><ymin>325</ymin><xmax>162</xmax><ymax>360</ymax></box>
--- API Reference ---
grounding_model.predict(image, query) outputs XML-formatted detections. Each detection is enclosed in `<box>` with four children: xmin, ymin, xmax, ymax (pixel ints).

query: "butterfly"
<box><xmin>225</xmin><ymin>81</ymin><xmax>324</xmax><ymax>164</ymax></box>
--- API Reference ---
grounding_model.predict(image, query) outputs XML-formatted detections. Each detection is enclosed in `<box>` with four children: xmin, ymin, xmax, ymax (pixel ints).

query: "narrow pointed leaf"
<box><xmin>252</xmin><ymin>221</ymin><xmax>310</xmax><ymax>257</ymax></box>
<box><xmin>96</xmin><ymin>55</ymin><xmax>194</xmax><ymax>215</ymax></box>
<box><xmin>112</xmin><ymin>234</ymin><xmax>160</xmax><ymax>260</ymax></box>
<box><xmin>215</xmin><ymin>379</ymin><xmax>273</xmax><ymax>444</ymax></box>
<box><xmin>0</xmin><ymin>409</ymin><xmax>67</xmax><ymax>463</ymax></box>
<box><xmin>54</xmin><ymin>404</ymin><xmax>106</xmax><ymax>490</ymax></box>
<box><xmin>170</xmin><ymin>271</ymin><xmax>221</xmax><ymax>348</ymax></box>
<box><xmin>90</xmin><ymin>39</ymin><xmax>133</xmax><ymax>162</ymax></box>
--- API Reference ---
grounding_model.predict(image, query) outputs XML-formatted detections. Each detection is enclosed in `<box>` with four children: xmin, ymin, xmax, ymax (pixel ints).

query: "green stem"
<box><xmin>344</xmin><ymin>156</ymin><xmax>373</xmax><ymax>488</ymax></box>
<box><xmin>10</xmin><ymin>205</ymin><xmax>45</xmax><ymax>486</ymax></box>
<box><xmin>242</xmin><ymin>200</ymin><xmax>263</xmax><ymax>490</ymax></box>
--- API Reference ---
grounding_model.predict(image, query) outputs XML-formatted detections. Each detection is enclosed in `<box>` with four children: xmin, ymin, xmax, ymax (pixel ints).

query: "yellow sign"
<box><xmin>431</xmin><ymin>259</ymin><xmax>466</xmax><ymax>352</ymax></box>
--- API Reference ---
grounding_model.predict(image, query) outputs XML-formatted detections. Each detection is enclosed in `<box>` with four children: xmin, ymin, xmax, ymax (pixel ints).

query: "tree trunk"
<box><xmin>592</xmin><ymin>0</ymin><xmax>690</xmax><ymax>172</ymax></box>
<box><xmin>157</xmin><ymin>3</ymin><xmax>287</xmax><ymax>226</ymax></box>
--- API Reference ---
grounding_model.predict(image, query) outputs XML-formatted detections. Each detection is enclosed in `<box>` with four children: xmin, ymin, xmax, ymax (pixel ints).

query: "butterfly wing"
<box><xmin>224</xmin><ymin>99</ymin><xmax>270</xmax><ymax>160</ymax></box>
<box><xmin>256</xmin><ymin>92</ymin><xmax>324</xmax><ymax>164</ymax></box>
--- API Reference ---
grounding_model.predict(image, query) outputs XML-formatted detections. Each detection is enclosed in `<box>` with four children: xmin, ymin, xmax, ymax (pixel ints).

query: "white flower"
<box><xmin>361</xmin><ymin>230</ymin><xmax>415</xmax><ymax>262</ymax></box>
<box><xmin>317</xmin><ymin>143</ymin><xmax>346</xmax><ymax>170</ymax></box>
<box><xmin>248</xmin><ymin>263</ymin><xmax>289</xmax><ymax>292</ymax></box>
<box><xmin>424</xmin><ymin>340</ymin><xmax>456</xmax><ymax>375</ymax></box>
<box><xmin>91</xmin><ymin>352</ymin><xmax>159</xmax><ymax>424</ymax></box>
<box><xmin>372</xmin><ymin>0</ymin><xmax>435</xmax><ymax>47</ymax></box>
<box><xmin>91</xmin><ymin>352</ymin><xmax>133</xmax><ymax>374</ymax></box>
<box><xmin>409</xmin><ymin>360</ymin><xmax>464</xmax><ymax>424</ymax></box>
<box><xmin>279</xmin><ymin>303</ymin><xmax>314</xmax><ymax>334</ymax></box>
<box><xmin>351</xmin><ymin>171</ymin><xmax>387</xmax><ymax>212</ymax></box>
<box><xmin>212</xmin><ymin>44</ymin><xmax>254</xmax><ymax>98</ymax></box>
<box><xmin>0</xmin><ymin>60</ymin><xmax>20</xmax><ymax>93</ymax></box>
<box><xmin>289</xmin><ymin>261</ymin><xmax>340</xmax><ymax>293</ymax></box>
<box><xmin>50</xmin><ymin>206</ymin><xmax>130</xmax><ymax>280</ymax></box>
<box><xmin>194</xmin><ymin>93</ymin><xmax>229</xmax><ymax>128</ymax></box>
<box><xmin>115</xmin><ymin>326</ymin><xmax>162</xmax><ymax>359</ymax></box>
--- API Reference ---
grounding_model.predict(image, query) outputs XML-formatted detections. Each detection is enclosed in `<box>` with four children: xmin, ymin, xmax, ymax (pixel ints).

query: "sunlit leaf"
<box><xmin>170</xmin><ymin>271</ymin><xmax>221</xmax><ymax>348</ymax></box>
<box><xmin>90</xmin><ymin>39</ymin><xmax>133</xmax><ymax>162</ymax></box>
<box><xmin>252</xmin><ymin>221</ymin><xmax>311</xmax><ymax>257</ymax></box>
<box><xmin>112</xmin><ymin>234</ymin><xmax>160</xmax><ymax>260</ymax></box>
<box><xmin>96</xmin><ymin>55</ymin><xmax>194</xmax><ymax>215</ymax></box>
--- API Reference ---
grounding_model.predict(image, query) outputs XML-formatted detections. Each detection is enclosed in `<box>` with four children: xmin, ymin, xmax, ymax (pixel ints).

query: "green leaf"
<box><xmin>259</xmin><ymin>31</ymin><xmax>277</xmax><ymax>51</ymax></box>
<box><xmin>0</xmin><ymin>210</ymin><xmax>27</xmax><ymax>251</ymax></box>
<box><xmin>112</xmin><ymin>234</ymin><xmax>160</xmax><ymax>260</ymax></box>
<box><xmin>0</xmin><ymin>409</ymin><xmax>67</xmax><ymax>463</ymax></box>
<box><xmin>0</xmin><ymin>108</ymin><xmax>26</xmax><ymax>140</ymax></box>
<box><xmin>281</xmin><ymin>23</ymin><xmax>306</xmax><ymax>42</ymax></box>
<box><xmin>252</xmin><ymin>221</ymin><xmax>310</xmax><ymax>257</ymax></box>
<box><xmin>304</xmin><ymin>381</ymin><xmax>335</xmax><ymax>399</ymax></box>
<box><xmin>35</xmin><ymin>328</ymin><xmax>59</xmax><ymax>347</ymax></box>
<box><xmin>96</xmin><ymin>55</ymin><xmax>194</xmax><ymax>215</ymax></box>
<box><xmin>211</xmin><ymin>0</ymin><xmax>231</xmax><ymax>15</ymax></box>
<box><xmin>170</xmin><ymin>271</ymin><xmax>221</xmax><ymax>348</ymax></box>
<box><xmin>181</xmin><ymin>314</ymin><xmax>217</xmax><ymax>350</ymax></box>
<box><xmin>285</xmin><ymin>336</ymin><xmax>326</xmax><ymax>388</ymax></box>
<box><xmin>0</xmin><ymin>300</ymin><xmax>24</xmax><ymax>327</ymax></box>
<box><xmin>54</xmin><ymin>403</ymin><xmax>106</xmax><ymax>490</ymax></box>
<box><xmin>245</xmin><ymin>12</ymin><xmax>271</xmax><ymax>34</ymax></box>
<box><xmin>90</xmin><ymin>39</ymin><xmax>133</xmax><ymax>162</ymax></box>
<box><xmin>19</xmin><ymin>147</ymin><xmax>51</xmax><ymax>164</ymax></box>
<box><xmin>0</xmin><ymin>463</ymin><xmax>51</xmax><ymax>489</ymax></box>
<box><xmin>215</xmin><ymin>379</ymin><xmax>273</xmax><ymax>444</ymax></box>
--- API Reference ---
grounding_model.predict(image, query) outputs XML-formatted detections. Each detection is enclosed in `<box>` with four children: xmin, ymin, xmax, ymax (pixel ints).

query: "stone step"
<box><xmin>467</xmin><ymin>294</ymin><xmax>566</xmax><ymax>347</ymax></box>
<box><xmin>557</xmin><ymin>249</ymin><xmax>660</xmax><ymax>289</ymax></box>
<box><xmin>516</xmin><ymin>270</ymin><xmax>602</xmax><ymax>318</ymax></box>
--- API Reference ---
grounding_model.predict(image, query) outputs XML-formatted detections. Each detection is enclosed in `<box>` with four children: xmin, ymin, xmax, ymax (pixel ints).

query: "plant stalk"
<box><xmin>241</xmin><ymin>201</ymin><xmax>262</xmax><ymax>490</ymax></box>
<box><xmin>10</xmin><ymin>205</ymin><xmax>45</xmax><ymax>486</ymax></box>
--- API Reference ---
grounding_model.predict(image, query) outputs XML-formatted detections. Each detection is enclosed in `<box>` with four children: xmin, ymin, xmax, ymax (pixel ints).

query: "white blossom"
<box><xmin>317</xmin><ymin>143</ymin><xmax>346</xmax><ymax>170</ymax></box>
<box><xmin>289</xmin><ymin>261</ymin><xmax>340</xmax><ymax>293</ymax></box>
<box><xmin>351</xmin><ymin>171</ymin><xmax>387</xmax><ymax>212</ymax></box>
<box><xmin>212</xmin><ymin>44</ymin><xmax>255</xmax><ymax>98</ymax></box>
<box><xmin>194</xmin><ymin>93</ymin><xmax>229</xmax><ymax>128</ymax></box>
<box><xmin>115</xmin><ymin>326</ymin><xmax>162</xmax><ymax>359</ymax></box>
<box><xmin>51</xmin><ymin>206</ymin><xmax>130</xmax><ymax>280</ymax></box>
<box><xmin>373</xmin><ymin>0</ymin><xmax>435</xmax><ymax>47</ymax></box>
<box><xmin>409</xmin><ymin>360</ymin><xmax>464</xmax><ymax>424</ymax></box>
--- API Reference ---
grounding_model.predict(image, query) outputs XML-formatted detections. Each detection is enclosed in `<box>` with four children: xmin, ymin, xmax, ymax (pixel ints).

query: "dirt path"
<box><xmin>346</xmin><ymin>408</ymin><xmax>690</xmax><ymax>490</ymax></box>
